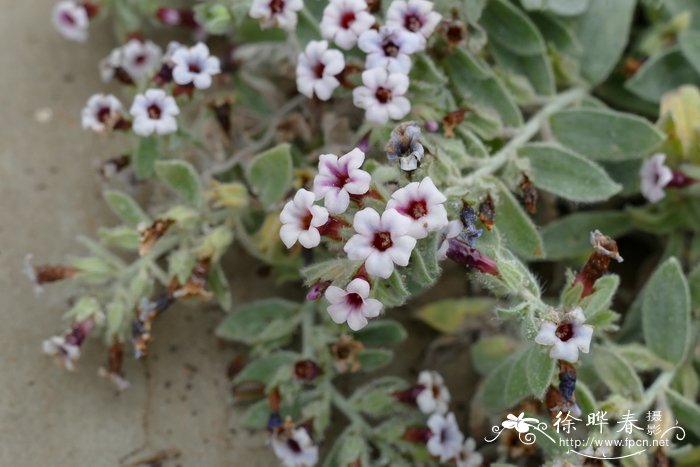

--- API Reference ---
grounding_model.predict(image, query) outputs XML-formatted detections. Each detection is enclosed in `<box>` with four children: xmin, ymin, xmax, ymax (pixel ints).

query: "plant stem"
<box><xmin>449</xmin><ymin>88</ymin><xmax>587</xmax><ymax>190</ymax></box>
<box><xmin>331</xmin><ymin>387</ymin><xmax>372</xmax><ymax>433</ymax></box>
<box><xmin>301</xmin><ymin>301</ymin><xmax>315</xmax><ymax>357</ymax></box>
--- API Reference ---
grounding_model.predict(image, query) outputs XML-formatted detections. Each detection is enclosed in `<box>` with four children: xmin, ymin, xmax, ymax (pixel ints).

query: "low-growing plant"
<box><xmin>35</xmin><ymin>0</ymin><xmax>700</xmax><ymax>465</ymax></box>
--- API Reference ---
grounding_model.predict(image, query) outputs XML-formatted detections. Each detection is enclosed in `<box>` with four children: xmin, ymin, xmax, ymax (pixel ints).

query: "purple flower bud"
<box><xmin>446</xmin><ymin>239</ymin><xmax>499</xmax><ymax>276</ymax></box>
<box><xmin>424</xmin><ymin>120</ymin><xmax>439</xmax><ymax>133</ymax></box>
<box><xmin>306</xmin><ymin>281</ymin><xmax>331</xmax><ymax>301</ymax></box>
<box><xmin>355</xmin><ymin>130</ymin><xmax>371</xmax><ymax>153</ymax></box>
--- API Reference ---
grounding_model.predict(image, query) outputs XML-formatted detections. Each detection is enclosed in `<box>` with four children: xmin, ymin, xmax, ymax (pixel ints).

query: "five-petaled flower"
<box><xmin>280</xmin><ymin>189</ymin><xmax>330</xmax><ymax>249</ymax></box>
<box><xmin>320</xmin><ymin>0</ymin><xmax>375</xmax><ymax>50</ymax></box>
<box><xmin>535</xmin><ymin>307</ymin><xmax>593</xmax><ymax>363</ymax></box>
<box><xmin>130</xmin><ymin>89</ymin><xmax>180</xmax><ymax>137</ymax></box>
<box><xmin>387</xmin><ymin>177</ymin><xmax>448</xmax><ymax>239</ymax></box>
<box><xmin>313</xmin><ymin>147</ymin><xmax>371</xmax><ymax>214</ymax></box>
<box><xmin>296</xmin><ymin>40</ymin><xmax>346</xmax><ymax>101</ymax></box>
<box><xmin>81</xmin><ymin>94</ymin><xmax>124</xmax><ymax>132</ymax></box>
<box><xmin>353</xmin><ymin>67</ymin><xmax>411</xmax><ymax>124</ymax></box>
<box><xmin>120</xmin><ymin>39</ymin><xmax>163</xmax><ymax>81</ymax></box>
<box><xmin>271</xmin><ymin>425</ymin><xmax>319</xmax><ymax>467</ymax></box>
<box><xmin>640</xmin><ymin>153</ymin><xmax>673</xmax><ymax>203</ymax></box>
<box><xmin>427</xmin><ymin>412</ymin><xmax>464</xmax><ymax>462</ymax></box>
<box><xmin>344</xmin><ymin>207</ymin><xmax>417</xmax><ymax>278</ymax></box>
<box><xmin>358</xmin><ymin>25</ymin><xmax>421</xmax><ymax>74</ymax></box>
<box><xmin>325</xmin><ymin>278</ymin><xmax>382</xmax><ymax>330</ymax></box>
<box><xmin>501</xmin><ymin>412</ymin><xmax>538</xmax><ymax>433</ymax></box>
<box><xmin>52</xmin><ymin>1</ymin><xmax>89</xmax><ymax>42</ymax></box>
<box><xmin>416</xmin><ymin>370</ymin><xmax>451</xmax><ymax>415</ymax></box>
<box><xmin>171</xmin><ymin>42</ymin><xmax>221</xmax><ymax>89</ymax></box>
<box><xmin>386</xmin><ymin>0</ymin><xmax>442</xmax><ymax>50</ymax></box>
<box><xmin>249</xmin><ymin>0</ymin><xmax>304</xmax><ymax>32</ymax></box>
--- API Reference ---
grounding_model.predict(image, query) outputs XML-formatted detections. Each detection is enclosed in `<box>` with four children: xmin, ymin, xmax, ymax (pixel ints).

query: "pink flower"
<box><xmin>296</xmin><ymin>40</ymin><xmax>345</xmax><ymax>101</ymax></box>
<box><xmin>358</xmin><ymin>25</ymin><xmax>422</xmax><ymax>74</ymax></box>
<box><xmin>313</xmin><ymin>148</ymin><xmax>371</xmax><ymax>214</ymax></box>
<box><xmin>427</xmin><ymin>412</ymin><xmax>464</xmax><ymax>462</ymax></box>
<box><xmin>344</xmin><ymin>208</ymin><xmax>417</xmax><ymax>278</ymax></box>
<box><xmin>130</xmin><ymin>89</ymin><xmax>180</xmax><ymax>137</ymax></box>
<box><xmin>171</xmin><ymin>42</ymin><xmax>221</xmax><ymax>89</ymax></box>
<box><xmin>325</xmin><ymin>278</ymin><xmax>382</xmax><ymax>330</ymax></box>
<box><xmin>640</xmin><ymin>153</ymin><xmax>673</xmax><ymax>203</ymax></box>
<box><xmin>416</xmin><ymin>370</ymin><xmax>450</xmax><ymax>414</ymax></box>
<box><xmin>387</xmin><ymin>177</ymin><xmax>448</xmax><ymax>239</ymax></box>
<box><xmin>249</xmin><ymin>0</ymin><xmax>304</xmax><ymax>31</ymax></box>
<box><xmin>353</xmin><ymin>67</ymin><xmax>411</xmax><ymax>124</ymax></box>
<box><xmin>386</xmin><ymin>0</ymin><xmax>442</xmax><ymax>50</ymax></box>
<box><xmin>279</xmin><ymin>189</ymin><xmax>330</xmax><ymax>249</ymax></box>
<box><xmin>52</xmin><ymin>1</ymin><xmax>89</xmax><ymax>42</ymax></box>
<box><xmin>320</xmin><ymin>0</ymin><xmax>375</xmax><ymax>50</ymax></box>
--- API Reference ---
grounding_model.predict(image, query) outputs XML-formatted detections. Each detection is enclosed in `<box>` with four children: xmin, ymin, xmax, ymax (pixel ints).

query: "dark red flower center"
<box><xmin>340</xmin><ymin>11</ymin><xmax>356</xmax><ymax>29</ymax></box>
<box><xmin>286</xmin><ymin>438</ymin><xmax>302</xmax><ymax>453</ymax></box>
<box><xmin>372</xmin><ymin>231</ymin><xmax>393</xmax><ymax>251</ymax></box>
<box><xmin>96</xmin><ymin>106</ymin><xmax>112</xmax><ymax>123</ymax></box>
<box><xmin>147</xmin><ymin>104</ymin><xmax>162</xmax><ymax>119</ymax></box>
<box><xmin>346</xmin><ymin>292</ymin><xmax>364</xmax><ymax>309</ymax></box>
<box><xmin>134</xmin><ymin>54</ymin><xmax>147</xmax><ymax>65</ymax></box>
<box><xmin>406</xmin><ymin>199</ymin><xmax>427</xmax><ymax>219</ymax></box>
<box><xmin>269</xmin><ymin>0</ymin><xmax>285</xmax><ymax>14</ymax></box>
<box><xmin>60</xmin><ymin>11</ymin><xmax>76</xmax><ymax>26</ymax></box>
<box><xmin>188</xmin><ymin>62</ymin><xmax>201</xmax><ymax>73</ymax></box>
<box><xmin>556</xmin><ymin>322</ymin><xmax>575</xmax><ymax>342</ymax></box>
<box><xmin>300</xmin><ymin>211</ymin><xmax>313</xmax><ymax>230</ymax></box>
<box><xmin>404</xmin><ymin>13</ymin><xmax>422</xmax><ymax>32</ymax></box>
<box><xmin>432</xmin><ymin>384</ymin><xmax>441</xmax><ymax>399</ymax></box>
<box><xmin>375</xmin><ymin>87</ymin><xmax>392</xmax><ymax>104</ymax></box>
<box><xmin>382</xmin><ymin>40</ymin><xmax>400</xmax><ymax>57</ymax></box>
<box><xmin>313</xmin><ymin>62</ymin><xmax>326</xmax><ymax>78</ymax></box>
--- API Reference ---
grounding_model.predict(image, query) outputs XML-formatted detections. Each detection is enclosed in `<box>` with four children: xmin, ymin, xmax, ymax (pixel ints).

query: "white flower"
<box><xmin>358</xmin><ymin>26</ymin><xmax>422</xmax><ymax>74</ymax></box>
<box><xmin>353</xmin><ymin>67</ymin><xmax>411</xmax><ymax>124</ymax></box>
<box><xmin>52</xmin><ymin>1</ymin><xmax>89</xmax><ymax>42</ymax></box>
<box><xmin>279</xmin><ymin>189</ymin><xmax>330</xmax><ymax>249</ymax></box>
<box><xmin>171</xmin><ymin>42</ymin><xmax>221</xmax><ymax>89</ymax></box>
<box><xmin>129</xmin><ymin>89</ymin><xmax>180</xmax><ymax>137</ymax></box>
<box><xmin>271</xmin><ymin>427</ymin><xmax>319</xmax><ymax>467</ymax></box>
<box><xmin>249</xmin><ymin>0</ymin><xmax>304</xmax><ymax>32</ymax></box>
<box><xmin>81</xmin><ymin>94</ymin><xmax>123</xmax><ymax>132</ymax></box>
<box><xmin>456</xmin><ymin>438</ymin><xmax>483</xmax><ymax>467</ymax></box>
<box><xmin>437</xmin><ymin>220</ymin><xmax>462</xmax><ymax>260</ymax></box>
<box><xmin>120</xmin><ymin>39</ymin><xmax>163</xmax><ymax>80</ymax></box>
<box><xmin>427</xmin><ymin>412</ymin><xmax>464</xmax><ymax>462</ymax></box>
<box><xmin>313</xmin><ymin>148</ymin><xmax>371</xmax><ymax>214</ymax></box>
<box><xmin>296</xmin><ymin>40</ymin><xmax>345</xmax><ymax>101</ymax></box>
<box><xmin>344</xmin><ymin>208</ymin><xmax>417</xmax><ymax>278</ymax></box>
<box><xmin>325</xmin><ymin>278</ymin><xmax>382</xmax><ymax>331</ymax></box>
<box><xmin>501</xmin><ymin>412</ymin><xmax>538</xmax><ymax>433</ymax></box>
<box><xmin>416</xmin><ymin>370</ymin><xmax>450</xmax><ymax>415</ymax></box>
<box><xmin>640</xmin><ymin>153</ymin><xmax>673</xmax><ymax>203</ymax></box>
<box><xmin>386</xmin><ymin>0</ymin><xmax>442</xmax><ymax>50</ymax></box>
<box><xmin>99</xmin><ymin>48</ymin><xmax>122</xmax><ymax>82</ymax></box>
<box><xmin>535</xmin><ymin>307</ymin><xmax>593</xmax><ymax>363</ymax></box>
<box><xmin>387</xmin><ymin>177</ymin><xmax>448</xmax><ymax>239</ymax></box>
<box><xmin>320</xmin><ymin>0</ymin><xmax>375</xmax><ymax>50</ymax></box>
<box><xmin>42</xmin><ymin>336</ymin><xmax>80</xmax><ymax>371</ymax></box>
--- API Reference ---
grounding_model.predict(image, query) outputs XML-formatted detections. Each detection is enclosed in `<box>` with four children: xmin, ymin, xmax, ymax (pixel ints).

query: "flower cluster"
<box><xmin>280</xmin><ymin>147</ymin><xmax>449</xmax><ymax>330</ymax></box>
<box><xmin>274</xmin><ymin>0</ymin><xmax>442</xmax><ymax>123</ymax></box>
<box><xmin>398</xmin><ymin>371</ymin><xmax>483</xmax><ymax>466</ymax></box>
<box><xmin>80</xmin><ymin>41</ymin><xmax>221</xmax><ymax>137</ymax></box>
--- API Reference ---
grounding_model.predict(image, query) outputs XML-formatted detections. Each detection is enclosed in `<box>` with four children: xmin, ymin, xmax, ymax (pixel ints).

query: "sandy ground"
<box><xmin>0</xmin><ymin>1</ymin><xmax>275</xmax><ymax>465</ymax></box>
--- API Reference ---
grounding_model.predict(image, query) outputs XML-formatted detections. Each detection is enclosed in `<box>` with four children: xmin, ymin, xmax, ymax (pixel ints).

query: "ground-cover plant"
<box><xmin>34</xmin><ymin>0</ymin><xmax>700</xmax><ymax>465</ymax></box>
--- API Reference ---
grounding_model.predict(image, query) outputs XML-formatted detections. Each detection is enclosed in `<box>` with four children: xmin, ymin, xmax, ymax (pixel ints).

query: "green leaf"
<box><xmin>625</xmin><ymin>47</ymin><xmax>700</xmax><ymax>103</ymax></box>
<box><xmin>520</xmin><ymin>143</ymin><xmax>621</xmax><ymax>202</ymax></box>
<box><xmin>492</xmin><ymin>179</ymin><xmax>544</xmax><ymax>259</ymax></box>
<box><xmin>356</xmin><ymin>349</ymin><xmax>393</xmax><ymax>372</ymax></box>
<box><xmin>207</xmin><ymin>262</ymin><xmax>233</xmax><ymax>312</ymax></box>
<box><xmin>354</xmin><ymin>320</ymin><xmax>407</xmax><ymax>347</ymax></box>
<box><xmin>241</xmin><ymin>399</ymin><xmax>269</xmax><ymax>429</ymax></box>
<box><xmin>591</xmin><ymin>345</ymin><xmax>643</xmax><ymax>400</ymax></box>
<box><xmin>571</xmin><ymin>0</ymin><xmax>635</xmax><ymax>85</ymax></box>
<box><xmin>679</xmin><ymin>30</ymin><xmax>700</xmax><ymax>74</ymax></box>
<box><xmin>666</xmin><ymin>389</ymin><xmax>700</xmax><ymax>437</ymax></box>
<box><xmin>350</xmin><ymin>376</ymin><xmax>408</xmax><ymax>417</ymax></box>
<box><xmin>216</xmin><ymin>299</ymin><xmax>299</xmax><ymax>344</ymax></box>
<box><xmin>154</xmin><ymin>160</ymin><xmax>202</xmax><ymax>207</ymax></box>
<box><xmin>134</xmin><ymin>136</ymin><xmax>159</xmax><ymax>178</ymax></box>
<box><xmin>481</xmin><ymin>0</ymin><xmax>546</xmax><ymax>56</ymax></box>
<box><xmin>642</xmin><ymin>257</ymin><xmax>691</xmax><ymax>364</ymax></box>
<box><xmin>541</xmin><ymin>211</ymin><xmax>633</xmax><ymax>260</ymax></box>
<box><xmin>616</xmin><ymin>343</ymin><xmax>673</xmax><ymax>372</ymax></box>
<box><xmin>526</xmin><ymin>346</ymin><xmax>556</xmax><ymax>399</ymax></box>
<box><xmin>415</xmin><ymin>297</ymin><xmax>493</xmax><ymax>334</ymax></box>
<box><xmin>521</xmin><ymin>0</ymin><xmax>590</xmax><ymax>16</ymax></box>
<box><xmin>549</xmin><ymin>109</ymin><xmax>665</xmax><ymax>161</ymax></box>
<box><xmin>97</xmin><ymin>226</ymin><xmax>140</xmax><ymax>250</ymax></box>
<box><xmin>471</xmin><ymin>336</ymin><xmax>517</xmax><ymax>375</ymax></box>
<box><xmin>103</xmin><ymin>190</ymin><xmax>150</xmax><ymax>227</ymax></box>
<box><xmin>246</xmin><ymin>144</ymin><xmax>293</xmax><ymax>208</ymax></box>
<box><xmin>483</xmin><ymin>345</ymin><xmax>550</xmax><ymax>412</ymax></box>
<box><xmin>490</xmin><ymin>42</ymin><xmax>555</xmax><ymax>96</ymax></box>
<box><xmin>580</xmin><ymin>274</ymin><xmax>620</xmax><ymax>318</ymax></box>
<box><xmin>443</xmin><ymin>48</ymin><xmax>522</xmax><ymax>127</ymax></box>
<box><xmin>233</xmin><ymin>351</ymin><xmax>298</xmax><ymax>385</ymax></box>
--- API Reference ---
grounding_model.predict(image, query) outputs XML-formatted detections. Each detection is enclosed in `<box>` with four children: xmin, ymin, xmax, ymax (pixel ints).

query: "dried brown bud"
<box><xmin>98</xmin><ymin>154</ymin><xmax>130</xmax><ymax>179</ymax></box>
<box><xmin>329</xmin><ymin>335</ymin><xmax>364</xmax><ymax>374</ymax></box>
<box><xmin>138</xmin><ymin>218</ymin><xmax>174</xmax><ymax>257</ymax></box>
<box><xmin>293</xmin><ymin>359</ymin><xmax>322</xmax><ymax>381</ymax></box>
<box><xmin>574</xmin><ymin>230</ymin><xmax>622</xmax><ymax>298</ymax></box>
<box><xmin>519</xmin><ymin>174</ymin><xmax>538</xmax><ymax>214</ymax></box>
<box><xmin>442</xmin><ymin>108</ymin><xmax>466</xmax><ymax>137</ymax></box>
<box><xmin>438</xmin><ymin>18</ymin><xmax>467</xmax><ymax>48</ymax></box>
<box><xmin>622</xmin><ymin>56</ymin><xmax>644</xmax><ymax>78</ymax></box>
<box><xmin>24</xmin><ymin>254</ymin><xmax>79</xmax><ymax>292</ymax></box>
<box><xmin>171</xmin><ymin>259</ymin><xmax>213</xmax><ymax>300</ymax></box>
<box><xmin>478</xmin><ymin>194</ymin><xmax>496</xmax><ymax>231</ymax></box>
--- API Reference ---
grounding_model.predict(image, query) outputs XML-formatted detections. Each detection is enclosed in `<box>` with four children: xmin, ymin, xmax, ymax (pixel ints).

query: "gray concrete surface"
<box><xmin>0</xmin><ymin>1</ymin><xmax>275</xmax><ymax>465</ymax></box>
